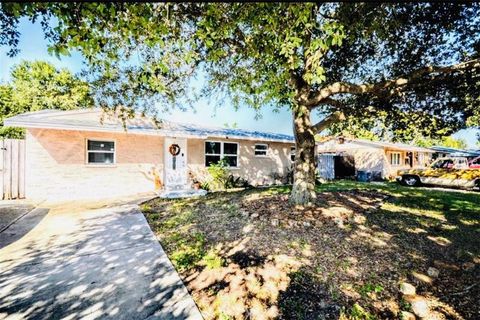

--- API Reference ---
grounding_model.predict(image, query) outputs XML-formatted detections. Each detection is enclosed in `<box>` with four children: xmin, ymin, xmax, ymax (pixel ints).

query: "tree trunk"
<box><xmin>290</xmin><ymin>104</ymin><xmax>317</xmax><ymax>205</ymax></box>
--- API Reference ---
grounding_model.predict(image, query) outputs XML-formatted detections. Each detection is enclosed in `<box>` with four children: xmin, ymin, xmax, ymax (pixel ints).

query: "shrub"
<box><xmin>207</xmin><ymin>158</ymin><xmax>230</xmax><ymax>189</ymax></box>
<box><xmin>200</xmin><ymin>181</ymin><xmax>211</xmax><ymax>191</ymax></box>
<box><xmin>225</xmin><ymin>175</ymin><xmax>251</xmax><ymax>188</ymax></box>
<box><xmin>207</xmin><ymin>158</ymin><xmax>250</xmax><ymax>190</ymax></box>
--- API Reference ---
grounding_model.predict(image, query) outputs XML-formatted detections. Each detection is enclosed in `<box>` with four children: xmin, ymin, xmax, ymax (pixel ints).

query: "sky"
<box><xmin>1</xmin><ymin>19</ymin><xmax>478</xmax><ymax>148</ymax></box>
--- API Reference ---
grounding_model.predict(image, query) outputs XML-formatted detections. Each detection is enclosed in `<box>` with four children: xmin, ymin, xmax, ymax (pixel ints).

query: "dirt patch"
<box><xmin>239</xmin><ymin>190</ymin><xmax>386</xmax><ymax>226</ymax></box>
<box><xmin>143</xmin><ymin>186</ymin><xmax>479</xmax><ymax>319</ymax></box>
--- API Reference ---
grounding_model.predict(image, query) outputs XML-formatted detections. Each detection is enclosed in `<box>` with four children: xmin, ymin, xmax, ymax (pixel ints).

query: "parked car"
<box><xmin>397</xmin><ymin>157</ymin><xmax>480</xmax><ymax>190</ymax></box>
<box><xmin>469</xmin><ymin>156</ymin><xmax>480</xmax><ymax>169</ymax></box>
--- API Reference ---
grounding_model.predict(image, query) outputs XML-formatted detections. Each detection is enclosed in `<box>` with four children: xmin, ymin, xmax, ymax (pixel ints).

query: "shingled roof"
<box><xmin>4</xmin><ymin>109</ymin><xmax>295</xmax><ymax>143</ymax></box>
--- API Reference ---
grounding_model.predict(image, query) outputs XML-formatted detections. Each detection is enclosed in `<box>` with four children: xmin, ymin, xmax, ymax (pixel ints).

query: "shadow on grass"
<box><xmin>278</xmin><ymin>268</ymin><xmax>342</xmax><ymax>320</ymax></box>
<box><xmin>143</xmin><ymin>182</ymin><xmax>480</xmax><ymax>319</ymax></box>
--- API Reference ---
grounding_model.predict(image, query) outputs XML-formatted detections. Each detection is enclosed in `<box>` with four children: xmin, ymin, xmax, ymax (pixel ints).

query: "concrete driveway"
<box><xmin>0</xmin><ymin>200</ymin><xmax>35</xmax><ymax>233</ymax></box>
<box><xmin>0</xmin><ymin>198</ymin><xmax>202</xmax><ymax>320</ymax></box>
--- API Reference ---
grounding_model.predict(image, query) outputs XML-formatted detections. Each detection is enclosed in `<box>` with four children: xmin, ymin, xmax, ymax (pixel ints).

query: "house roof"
<box><xmin>318</xmin><ymin>137</ymin><xmax>435</xmax><ymax>153</ymax></box>
<box><xmin>430</xmin><ymin>146</ymin><xmax>480</xmax><ymax>157</ymax></box>
<box><xmin>4</xmin><ymin>109</ymin><xmax>295</xmax><ymax>143</ymax></box>
<box><xmin>351</xmin><ymin>139</ymin><xmax>435</xmax><ymax>153</ymax></box>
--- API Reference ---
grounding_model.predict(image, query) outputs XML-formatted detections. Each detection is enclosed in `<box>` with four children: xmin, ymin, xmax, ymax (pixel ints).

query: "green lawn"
<box><xmin>316</xmin><ymin>181</ymin><xmax>480</xmax><ymax>256</ymax></box>
<box><xmin>142</xmin><ymin>181</ymin><xmax>479</xmax><ymax>320</ymax></box>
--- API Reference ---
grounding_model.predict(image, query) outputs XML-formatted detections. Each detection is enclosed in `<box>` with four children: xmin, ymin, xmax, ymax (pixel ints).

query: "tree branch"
<box><xmin>315</xmin><ymin>97</ymin><xmax>347</xmax><ymax>109</ymax></box>
<box><xmin>164</xmin><ymin>59</ymin><xmax>201</xmax><ymax>87</ymax></box>
<box><xmin>305</xmin><ymin>58</ymin><xmax>480</xmax><ymax>108</ymax></box>
<box><xmin>312</xmin><ymin>110</ymin><xmax>345</xmax><ymax>133</ymax></box>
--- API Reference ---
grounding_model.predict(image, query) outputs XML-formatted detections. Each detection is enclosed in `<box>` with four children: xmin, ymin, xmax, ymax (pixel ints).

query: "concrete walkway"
<box><xmin>0</xmin><ymin>198</ymin><xmax>202</xmax><ymax>320</ymax></box>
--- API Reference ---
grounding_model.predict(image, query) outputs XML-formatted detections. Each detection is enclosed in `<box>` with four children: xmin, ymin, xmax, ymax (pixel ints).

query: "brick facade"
<box><xmin>25</xmin><ymin>129</ymin><xmax>294</xmax><ymax>200</ymax></box>
<box><xmin>187</xmin><ymin>138</ymin><xmax>294</xmax><ymax>186</ymax></box>
<box><xmin>26</xmin><ymin>129</ymin><xmax>164</xmax><ymax>200</ymax></box>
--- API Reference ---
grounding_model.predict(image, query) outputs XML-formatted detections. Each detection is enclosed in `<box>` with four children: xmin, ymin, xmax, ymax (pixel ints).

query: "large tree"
<box><xmin>412</xmin><ymin>135</ymin><xmax>468</xmax><ymax>150</ymax></box>
<box><xmin>0</xmin><ymin>60</ymin><xmax>92</xmax><ymax>138</ymax></box>
<box><xmin>1</xmin><ymin>3</ymin><xmax>479</xmax><ymax>204</ymax></box>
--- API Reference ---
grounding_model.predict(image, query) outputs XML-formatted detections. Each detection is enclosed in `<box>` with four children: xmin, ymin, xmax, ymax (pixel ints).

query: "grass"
<box><xmin>142</xmin><ymin>180</ymin><xmax>479</xmax><ymax>320</ymax></box>
<box><xmin>315</xmin><ymin>180</ymin><xmax>480</xmax><ymax>253</ymax></box>
<box><xmin>340</xmin><ymin>303</ymin><xmax>377</xmax><ymax>320</ymax></box>
<box><xmin>358</xmin><ymin>283</ymin><xmax>384</xmax><ymax>298</ymax></box>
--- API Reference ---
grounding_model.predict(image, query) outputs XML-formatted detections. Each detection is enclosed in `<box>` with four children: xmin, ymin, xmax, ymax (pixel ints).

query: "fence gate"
<box><xmin>0</xmin><ymin>139</ymin><xmax>26</xmax><ymax>200</ymax></box>
<box><xmin>317</xmin><ymin>154</ymin><xmax>335</xmax><ymax>180</ymax></box>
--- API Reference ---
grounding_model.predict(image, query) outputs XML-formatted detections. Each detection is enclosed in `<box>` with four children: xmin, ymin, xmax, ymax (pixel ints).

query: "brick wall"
<box><xmin>25</xmin><ymin>129</ymin><xmax>294</xmax><ymax>200</ymax></box>
<box><xmin>187</xmin><ymin>138</ymin><xmax>295</xmax><ymax>186</ymax></box>
<box><xmin>26</xmin><ymin>129</ymin><xmax>164</xmax><ymax>200</ymax></box>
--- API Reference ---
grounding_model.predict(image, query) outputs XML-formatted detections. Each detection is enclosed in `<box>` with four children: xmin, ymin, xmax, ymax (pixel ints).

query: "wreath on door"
<box><xmin>169</xmin><ymin>143</ymin><xmax>181</xmax><ymax>156</ymax></box>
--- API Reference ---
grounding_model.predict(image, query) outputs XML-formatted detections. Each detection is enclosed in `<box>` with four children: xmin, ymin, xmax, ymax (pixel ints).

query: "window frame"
<box><xmin>86</xmin><ymin>139</ymin><xmax>116</xmax><ymax>166</ymax></box>
<box><xmin>389</xmin><ymin>152</ymin><xmax>401</xmax><ymax>166</ymax></box>
<box><xmin>254</xmin><ymin>143</ymin><xmax>269</xmax><ymax>157</ymax></box>
<box><xmin>204</xmin><ymin>140</ymin><xmax>239</xmax><ymax>168</ymax></box>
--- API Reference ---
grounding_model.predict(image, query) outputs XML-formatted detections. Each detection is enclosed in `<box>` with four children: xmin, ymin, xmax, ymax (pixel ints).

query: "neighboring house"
<box><xmin>4</xmin><ymin>109</ymin><xmax>295</xmax><ymax>200</ymax></box>
<box><xmin>430</xmin><ymin>146</ymin><xmax>480</xmax><ymax>160</ymax></box>
<box><xmin>317</xmin><ymin>137</ymin><xmax>435</xmax><ymax>179</ymax></box>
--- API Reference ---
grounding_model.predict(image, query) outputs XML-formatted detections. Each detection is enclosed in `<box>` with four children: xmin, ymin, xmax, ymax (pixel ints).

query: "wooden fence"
<box><xmin>317</xmin><ymin>154</ymin><xmax>335</xmax><ymax>180</ymax></box>
<box><xmin>0</xmin><ymin>139</ymin><xmax>26</xmax><ymax>200</ymax></box>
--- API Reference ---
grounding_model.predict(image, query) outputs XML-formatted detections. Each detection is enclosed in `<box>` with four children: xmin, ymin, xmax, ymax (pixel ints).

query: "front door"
<box><xmin>164</xmin><ymin>138</ymin><xmax>188</xmax><ymax>190</ymax></box>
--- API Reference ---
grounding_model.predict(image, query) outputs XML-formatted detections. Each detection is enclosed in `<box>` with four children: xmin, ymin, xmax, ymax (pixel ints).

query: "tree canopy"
<box><xmin>413</xmin><ymin>135</ymin><xmax>468</xmax><ymax>150</ymax></box>
<box><xmin>1</xmin><ymin>3</ymin><xmax>478</xmax><ymax>134</ymax></box>
<box><xmin>0</xmin><ymin>60</ymin><xmax>92</xmax><ymax>138</ymax></box>
<box><xmin>1</xmin><ymin>2</ymin><xmax>479</xmax><ymax>203</ymax></box>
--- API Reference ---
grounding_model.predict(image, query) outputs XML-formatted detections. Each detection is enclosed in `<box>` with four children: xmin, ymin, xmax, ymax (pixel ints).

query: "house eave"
<box><xmin>3</xmin><ymin>119</ymin><xmax>207</xmax><ymax>139</ymax></box>
<box><xmin>4</xmin><ymin>119</ymin><xmax>296</xmax><ymax>144</ymax></box>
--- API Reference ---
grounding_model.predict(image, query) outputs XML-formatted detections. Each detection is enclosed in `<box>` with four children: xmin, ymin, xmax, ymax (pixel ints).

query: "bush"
<box><xmin>200</xmin><ymin>181</ymin><xmax>211</xmax><ymax>191</ymax></box>
<box><xmin>225</xmin><ymin>175</ymin><xmax>251</xmax><ymax>189</ymax></box>
<box><xmin>207</xmin><ymin>158</ymin><xmax>250</xmax><ymax>190</ymax></box>
<box><xmin>207</xmin><ymin>159</ymin><xmax>230</xmax><ymax>189</ymax></box>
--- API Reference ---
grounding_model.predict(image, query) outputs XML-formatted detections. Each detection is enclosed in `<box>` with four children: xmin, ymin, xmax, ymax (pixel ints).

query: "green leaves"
<box><xmin>0</xmin><ymin>61</ymin><xmax>93</xmax><ymax>138</ymax></box>
<box><xmin>302</xmin><ymin>20</ymin><xmax>347</xmax><ymax>85</ymax></box>
<box><xmin>1</xmin><ymin>2</ymin><xmax>478</xmax><ymax>142</ymax></box>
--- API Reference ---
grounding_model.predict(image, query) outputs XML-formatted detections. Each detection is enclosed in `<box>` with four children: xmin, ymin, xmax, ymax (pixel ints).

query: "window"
<box><xmin>390</xmin><ymin>152</ymin><xmax>401</xmax><ymax>166</ymax></box>
<box><xmin>254</xmin><ymin>144</ymin><xmax>268</xmax><ymax>156</ymax></box>
<box><xmin>87</xmin><ymin>140</ymin><xmax>115</xmax><ymax>164</ymax></box>
<box><xmin>223</xmin><ymin>142</ymin><xmax>238</xmax><ymax>167</ymax></box>
<box><xmin>431</xmin><ymin>159</ymin><xmax>454</xmax><ymax>169</ymax></box>
<box><xmin>205</xmin><ymin>141</ymin><xmax>239</xmax><ymax>167</ymax></box>
<box><xmin>205</xmin><ymin>141</ymin><xmax>221</xmax><ymax>166</ymax></box>
<box><xmin>290</xmin><ymin>147</ymin><xmax>296</xmax><ymax>162</ymax></box>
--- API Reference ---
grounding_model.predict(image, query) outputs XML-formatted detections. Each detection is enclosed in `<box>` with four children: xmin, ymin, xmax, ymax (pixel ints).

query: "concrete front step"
<box><xmin>158</xmin><ymin>189</ymin><xmax>207</xmax><ymax>199</ymax></box>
